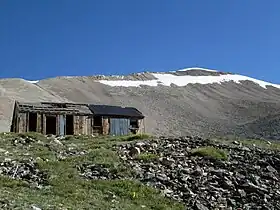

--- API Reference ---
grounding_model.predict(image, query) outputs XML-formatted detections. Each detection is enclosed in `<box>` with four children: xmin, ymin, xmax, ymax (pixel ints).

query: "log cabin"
<box><xmin>10</xmin><ymin>101</ymin><xmax>145</xmax><ymax>136</ymax></box>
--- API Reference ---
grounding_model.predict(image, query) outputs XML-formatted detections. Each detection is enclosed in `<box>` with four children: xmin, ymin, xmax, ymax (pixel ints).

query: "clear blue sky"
<box><xmin>1</xmin><ymin>0</ymin><xmax>280</xmax><ymax>83</ymax></box>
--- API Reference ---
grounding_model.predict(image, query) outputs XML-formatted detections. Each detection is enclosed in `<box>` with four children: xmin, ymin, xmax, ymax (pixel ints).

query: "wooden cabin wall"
<box><xmin>83</xmin><ymin>116</ymin><xmax>92</xmax><ymax>135</ymax></box>
<box><xmin>10</xmin><ymin>103</ymin><xmax>17</xmax><ymax>132</ymax></box>
<box><xmin>85</xmin><ymin>116</ymin><xmax>92</xmax><ymax>135</ymax></box>
<box><xmin>137</xmin><ymin>119</ymin><xmax>145</xmax><ymax>134</ymax></box>
<box><xmin>13</xmin><ymin>111</ymin><xmax>145</xmax><ymax>136</ymax></box>
<box><xmin>18</xmin><ymin>113</ymin><xmax>27</xmax><ymax>133</ymax></box>
<box><xmin>11</xmin><ymin>106</ymin><xmax>19</xmax><ymax>133</ymax></box>
<box><xmin>102</xmin><ymin>117</ymin><xmax>109</xmax><ymax>135</ymax></box>
<box><xmin>14</xmin><ymin>112</ymin><xmax>19</xmax><ymax>132</ymax></box>
<box><xmin>42</xmin><ymin>114</ymin><xmax>46</xmax><ymax>135</ymax></box>
<box><xmin>15</xmin><ymin>112</ymin><xmax>43</xmax><ymax>134</ymax></box>
<box><xmin>13</xmin><ymin>112</ymin><xmax>97</xmax><ymax>136</ymax></box>
<box><xmin>74</xmin><ymin>116</ymin><xmax>80</xmax><ymax>135</ymax></box>
<box><xmin>37</xmin><ymin>114</ymin><xmax>42</xmax><ymax>133</ymax></box>
<box><xmin>73</xmin><ymin>115</ymin><xmax>92</xmax><ymax>135</ymax></box>
<box><xmin>56</xmin><ymin>115</ymin><xmax>60</xmax><ymax>136</ymax></box>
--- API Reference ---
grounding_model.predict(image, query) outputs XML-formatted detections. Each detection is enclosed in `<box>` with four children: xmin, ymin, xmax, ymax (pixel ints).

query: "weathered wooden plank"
<box><xmin>11</xmin><ymin>105</ymin><xmax>18</xmax><ymax>132</ymax></box>
<box><xmin>42</xmin><ymin>114</ymin><xmax>46</xmax><ymax>135</ymax></box>
<box><xmin>83</xmin><ymin>116</ymin><xmax>87</xmax><ymax>134</ymax></box>
<box><xmin>137</xmin><ymin>119</ymin><xmax>144</xmax><ymax>134</ymax></box>
<box><xmin>18</xmin><ymin>113</ymin><xmax>27</xmax><ymax>133</ymax></box>
<box><xmin>37</xmin><ymin>114</ymin><xmax>42</xmax><ymax>133</ymax></box>
<box><xmin>55</xmin><ymin>115</ymin><xmax>59</xmax><ymax>135</ymax></box>
<box><xmin>85</xmin><ymin>117</ymin><xmax>92</xmax><ymax>135</ymax></box>
<box><xmin>26</xmin><ymin>112</ymin><xmax>29</xmax><ymax>132</ymax></box>
<box><xmin>102</xmin><ymin>117</ymin><xmax>109</xmax><ymax>135</ymax></box>
<box><xmin>74</xmin><ymin>116</ymin><xmax>79</xmax><ymax>135</ymax></box>
<box><xmin>59</xmin><ymin>115</ymin><xmax>66</xmax><ymax>136</ymax></box>
<box><xmin>79</xmin><ymin>116</ymin><xmax>83</xmax><ymax>134</ymax></box>
<box><xmin>13</xmin><ymin>110</ymin><xmax>19</xmax><ymax>132</ymax></box>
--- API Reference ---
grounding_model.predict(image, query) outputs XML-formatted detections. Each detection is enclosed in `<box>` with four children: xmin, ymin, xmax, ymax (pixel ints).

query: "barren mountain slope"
<box><xmin>1</xmin><ymin>68</ymin><xmax>280</xmax><ymax>139</ymax></box>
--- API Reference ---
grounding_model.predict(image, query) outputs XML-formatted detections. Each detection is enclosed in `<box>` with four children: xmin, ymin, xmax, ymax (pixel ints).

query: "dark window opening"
<box><xmin>66</xmin><ymin>115</ymin><xmax>74</xmax><ymax>135</ymax></box>
<box><xmin>28</xmin><ymin>112</ymin><xmax>37</xmax><ymax>132</ymax></box>
<box><xmin>130</xmin><ymin>119</ymin><xmax>138</xmax><ymax>127</ymax></box>
<box><xmin>130</xmin><ymin>119</ymin><xmax>139</xmax><ymax>134</ymax></box>
<box><xmin>93</xmin><ymin>116</ymin><xmax>102</xmax><ymax>126</ymax></box>
<box><xmin>46</xmin><ymin>115</ymin><xmax>57</xmax><ymax>135</ymax></box>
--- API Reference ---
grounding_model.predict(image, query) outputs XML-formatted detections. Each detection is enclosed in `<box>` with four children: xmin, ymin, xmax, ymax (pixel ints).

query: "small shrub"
<box><xmin>136</xmin><ymin>152</ymin><xmax>159</xmax><ymax>162</ymax></box>
<box><xmin>191</xmin><ymin>146</ymin><xmax>228</xmax><ymax>161</ymax></box>
<box><xmin>128</xmin><ymin>133</ymin><xmax>151</xmax><ymax>141</ymax></box>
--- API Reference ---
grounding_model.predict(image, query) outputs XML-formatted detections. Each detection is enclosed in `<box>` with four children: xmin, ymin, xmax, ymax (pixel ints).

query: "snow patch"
<box><xmin>98</xmin><ymin>73</ymin><xmax>280</xmax><ymax>89</ymax></box>
<box><xmin>177</xmin><ymin>67</ymin><xmax>218</xmax><ymax>72</ymax></box>
<box><xmin>26</xmin><ymin>80</ymin><xmax>39</xmax><ymax>84</ymax></box>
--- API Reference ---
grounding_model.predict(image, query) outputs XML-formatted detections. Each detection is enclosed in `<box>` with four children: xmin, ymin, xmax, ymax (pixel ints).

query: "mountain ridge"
<box><xmin>1</xmin><ymin>67</ymin><xmax>280</xmax><ymax>139</ymax></box>
<box><xmin>1</xmin><ymin>67</ymin><xmax>279</xmax><ymax>88</ymax></box>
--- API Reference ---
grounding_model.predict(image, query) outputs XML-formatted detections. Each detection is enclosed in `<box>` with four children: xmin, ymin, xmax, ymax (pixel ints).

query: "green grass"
<box><xmin>191</xmin><ymin>146</ymin><xmax>228</xmax><ymax>161</ymax></box>
<box><xmin>0</xmin><ymin>132</ymin><xmax>184</xmax><ymax>210</ymax></box>
<box><xmin>136</xmin><ymin>152</ymin><xmax>159</xmax><ymax>162</ymax></box>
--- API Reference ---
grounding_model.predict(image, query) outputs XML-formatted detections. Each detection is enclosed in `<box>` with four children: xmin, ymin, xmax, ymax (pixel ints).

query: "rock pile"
<box><xmin>77</xmin><ymin>163</ymin><xmax>122</xmax><ymax>180</ymax></box>
<box><xmin>0</xmin><ymin>158</ymin><xmax>48</xmax><ymax>187</ymax></box>
<box><xmin>78</xmin><ymin>136</ymin><xmax>280</xmax><ymax>209</ymax></box>
<box><xmin>118</xmin><ymin>136</ymin><xmax>280</xmax><ymax>209</ymax></box>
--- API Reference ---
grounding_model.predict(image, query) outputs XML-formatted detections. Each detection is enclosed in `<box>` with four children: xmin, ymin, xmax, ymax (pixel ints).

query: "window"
<box><xmin>130</xmin><ymin>119</ymin><xmax>139</xmax><ymax>134</ymax></box>
<box><xmin>130</xmin><ymin>119</ymin><xmax>138</xmax><ymax>128</ymax></box>
<box><xmin>93</xmin><ymin>116</ymin><xmax>102</xmax><ymax>126</ymax></box>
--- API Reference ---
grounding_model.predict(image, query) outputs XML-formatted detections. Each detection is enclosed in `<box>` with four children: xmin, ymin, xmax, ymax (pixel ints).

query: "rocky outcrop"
<box><xmin>79</xmin><ymin>136</ymin><xmax>280</xmax><ymax>209</ymax></box>
<box><xmin>121</xmin><ymin>137</ymin><xmax>280</xmax><ymax>209</ymax></box>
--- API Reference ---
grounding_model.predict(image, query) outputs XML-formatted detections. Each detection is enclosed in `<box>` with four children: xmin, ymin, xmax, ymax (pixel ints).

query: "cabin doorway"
<box><xmin>66</xmin><ymin>115</ymin><xmax>74</xmax><ymax>135</ymax></box>
<box><xmin>28</xmin><ymin>113</ymin><xmax>37</xmax><ymax>132</ymax></box>
<box><xmin>46</xmin><ymin>115</ymin><xmax>57</xmax><ymax>135</ymax></box>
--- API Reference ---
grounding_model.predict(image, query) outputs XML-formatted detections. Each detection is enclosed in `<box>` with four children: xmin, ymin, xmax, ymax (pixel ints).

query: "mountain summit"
<box><xmin>1</xmin><ymin>67</ymin><xmax>280</xmax><ymax>139</ymax></box>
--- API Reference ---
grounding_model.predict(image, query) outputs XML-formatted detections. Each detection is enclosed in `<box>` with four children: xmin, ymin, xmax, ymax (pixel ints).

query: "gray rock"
<box><xmin>266</xmin><ymin>165</ymin><xmax>277</xmax><ymax>173</ymax></box>
<box><xmin>53</xmin><ymin>138</ymin><xmax>63</xmax><ymax>146</ymax></box>
<box><xmin>195</xmin><ymin>202</ymin><xmax>209</xmax><ymax>210</ymax></box>
<box><xmin>0</xmin><ymin>148</ymin><xmax>7</xmax><ymax>153</ymax></box>
<box><xmin>31</xmin><ymin>205</ymin><xmax>42</xmax><ymax>210</ymax></box>
<box><xmin>129</xmin><ymin>147</ymin><xmax>141</xmax><ymax>157</ymax></box>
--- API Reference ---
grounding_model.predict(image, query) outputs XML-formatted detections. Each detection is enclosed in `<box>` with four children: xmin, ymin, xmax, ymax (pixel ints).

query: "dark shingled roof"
<box><xmin>88</xmin><ymin>104</ymin><xmax>144</xmax><ymax>119</ymax></box>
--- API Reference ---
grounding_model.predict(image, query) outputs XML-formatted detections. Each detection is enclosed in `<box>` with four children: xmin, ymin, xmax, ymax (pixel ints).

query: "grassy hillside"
<box><xmin>0</xmin><ymin>133</ymin><xmax>184</xmax><ymax>210</ymax></box>
<box><xmin>1</xmin><ymin>132</ymin><xmax>280</xmax><ymax>209</ymax></box>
